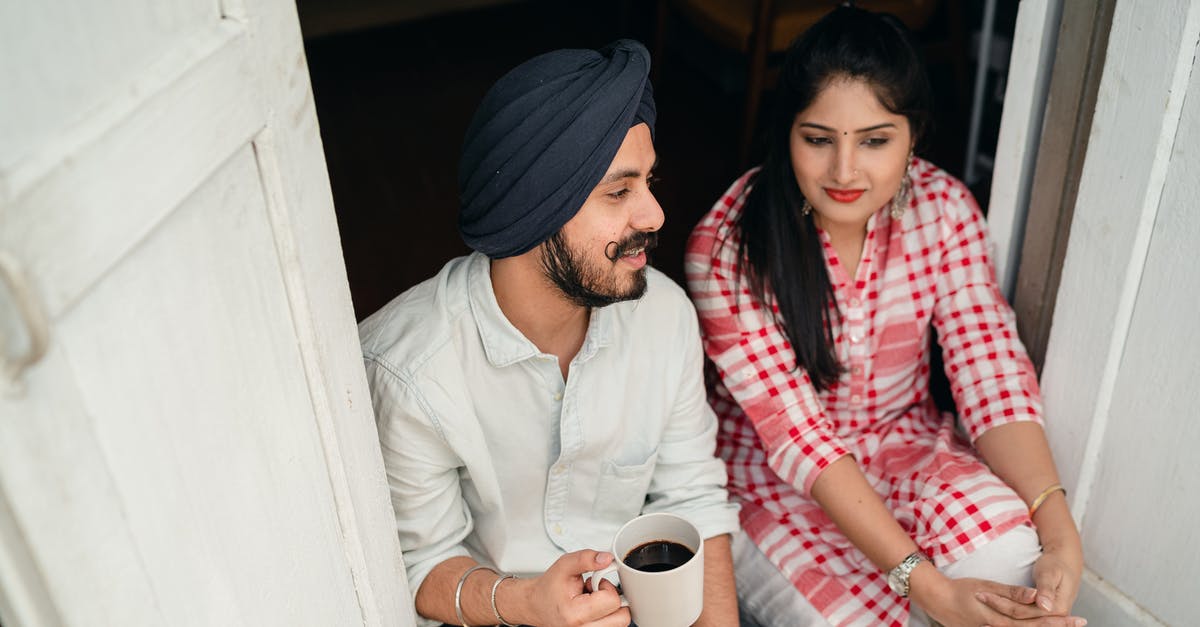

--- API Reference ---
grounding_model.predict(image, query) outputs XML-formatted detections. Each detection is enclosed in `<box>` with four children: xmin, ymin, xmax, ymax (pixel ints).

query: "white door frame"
<box><xmin>993</xmin><ymin>0</ymin><xmax>1196</xmax><ymax>623</ymax></box>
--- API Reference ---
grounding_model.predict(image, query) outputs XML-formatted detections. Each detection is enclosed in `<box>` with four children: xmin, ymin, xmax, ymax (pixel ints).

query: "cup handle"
<box><xmin>588</xmin><ymin>564</ymin><xmax>629</xmax><ymax>607</ymax></box>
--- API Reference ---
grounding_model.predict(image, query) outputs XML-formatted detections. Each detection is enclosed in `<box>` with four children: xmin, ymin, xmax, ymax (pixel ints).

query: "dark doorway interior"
<box><xmin>301</xmin><ymin>0</ymin><xmax>1008</xmax><ymax>321</ymax></box>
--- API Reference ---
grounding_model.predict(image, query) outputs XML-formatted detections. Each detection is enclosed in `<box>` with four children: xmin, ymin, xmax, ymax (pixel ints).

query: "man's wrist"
<box><xmin>497</xmin><ymin>576</ymin><xmax>535</xmax><ymax>626</ymax></box>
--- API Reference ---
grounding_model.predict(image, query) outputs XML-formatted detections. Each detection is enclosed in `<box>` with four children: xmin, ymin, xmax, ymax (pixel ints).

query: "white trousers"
<box><xmin>733</xmin><ymin>525</ymin><xmax>1042</xmax><ymax>627</ymax></box>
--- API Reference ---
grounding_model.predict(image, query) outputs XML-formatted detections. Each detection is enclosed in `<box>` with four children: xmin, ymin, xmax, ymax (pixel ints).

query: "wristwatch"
<box><xmin>886</xmin><ymin>551</ymin><xmax>928</xmax><ymax>597</ymax></box>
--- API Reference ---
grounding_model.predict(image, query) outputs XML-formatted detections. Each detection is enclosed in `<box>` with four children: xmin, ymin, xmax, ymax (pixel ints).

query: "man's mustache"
<box><xmin>604</xmin><ymin>231</ymin><xmax>659</xmax><ymax>262</ymax></box>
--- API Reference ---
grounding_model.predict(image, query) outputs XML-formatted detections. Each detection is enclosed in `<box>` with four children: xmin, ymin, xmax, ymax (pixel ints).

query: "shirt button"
<box><xmin>553</xmin><ymin>392</ymin><xmax>563</xmax><ymax>401</ymax></box>
<box><xmin>849</xmin><ymin>332</ymin><xmax>863</xmax><ymax>343</ymax></box>
<box><xmin>851</xmin><ymin>366</ymin><xmax>862</xmax><ymax>376</ymax></box>
<box><xmin>552</xmin><ymin>465</ymin><xmax>565</xmax><ymax>475</ymax></box>
<box><xmin>554</xmin><ymin>524</ymin><xmax>563</xmax><ymax>535</ymax></box>
<box><xmin>850</xmin><ymin>394</ymin><xmax>862</xmax><ymax>404</ymax></box>
<box><xmin>850</xmin><ymin>298</ymin><xmax>860</xmax><ymax>307</ymax></box>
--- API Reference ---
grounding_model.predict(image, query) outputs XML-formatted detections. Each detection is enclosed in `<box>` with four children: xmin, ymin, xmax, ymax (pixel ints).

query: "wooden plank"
<box><xmin>0</xmin><ymin>0</ymin><xmax>217</xmax><ymax>174</ymax></box>
<box><xmin>0</xmin><ymin>456</ymin><xmax>67</xmax><ymax>627</ymax></box>
<box><xmin>0</xmin><ymin>20</ymin><xmax>262</xmax><ymax>319</ymax></box>
<box><xmin>1011</xmin><ymin>0</ymin><xmax>1116</xmax><ymax>372</ymax></box>
<box><xmin>54</xmin><ymin>146</ymin><xmax>360</xmax><ymax>625</ymax></box>
<box><xmin>1039</xmin><ymin>0</ymin><xmax>1198</xmax><ymax>547</ymax></box>
<box><xmin>1079</xmin><ymin>42</ymin><xmax>1200</xmax><ymax>624</ymax></box>
<box><xmin>240</xmin><ymin>0</ymin><xmax>413</xmax><ymax>623</ymax></box>
<box><xmin>0</xmin><ymin>346</ymin><xmax>166</xmax><ymax>626</ymax></box>
<box><xmin>985</xmin><ymin>0</ymin><xmax>1059</xmax><ymax>298</ymax></box>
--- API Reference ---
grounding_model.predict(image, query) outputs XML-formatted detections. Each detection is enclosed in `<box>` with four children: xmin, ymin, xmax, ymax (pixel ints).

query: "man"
<box><xmin>360</xmin><ymin>40</ymin><xmax>739</xmax><ymax>627</ymax></box>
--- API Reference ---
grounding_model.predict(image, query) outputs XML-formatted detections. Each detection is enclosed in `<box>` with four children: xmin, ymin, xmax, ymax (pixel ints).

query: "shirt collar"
<box><xmin>467</xmin><ymin>252</ymin><xmax>614</xmax><ymax>368</ymax></box>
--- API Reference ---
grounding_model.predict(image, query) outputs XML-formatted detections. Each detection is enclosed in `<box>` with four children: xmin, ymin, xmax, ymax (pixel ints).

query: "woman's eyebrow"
<box><xmin>797</xmin><ymin>122</ymin><xmax>898</xmax><ymax>133</ymax></box>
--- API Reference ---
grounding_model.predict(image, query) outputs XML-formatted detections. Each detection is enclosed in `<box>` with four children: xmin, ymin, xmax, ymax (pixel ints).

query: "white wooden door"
<box><xmin>1037</xmin><ymin>0</ymin><xmax>1198</xmax><ymax>623</ymax></box>
<box><xmin>0</xmin><ymin>1</ymin><xmax>414</xmax><ymax>625</ymax></box>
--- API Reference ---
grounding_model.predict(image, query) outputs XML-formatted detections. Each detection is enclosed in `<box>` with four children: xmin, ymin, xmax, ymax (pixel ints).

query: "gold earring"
<box><xmin>890</xmin><ymin>153</ymin><xmax>914</xmax><ymax>220</ymax></box>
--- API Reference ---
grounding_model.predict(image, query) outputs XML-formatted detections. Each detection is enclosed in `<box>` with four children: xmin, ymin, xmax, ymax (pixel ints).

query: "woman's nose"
<box><xmin>832</xmin><ymin>147</ymin><xmax>858</xmax><ymax>184</ymax></box>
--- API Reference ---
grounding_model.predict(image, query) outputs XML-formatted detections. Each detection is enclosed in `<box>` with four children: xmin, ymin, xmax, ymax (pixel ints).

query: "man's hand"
<box><xmin>509</xmin><ymin>550</ymin><xmax>630</xmax><ymax>627</ymax></box>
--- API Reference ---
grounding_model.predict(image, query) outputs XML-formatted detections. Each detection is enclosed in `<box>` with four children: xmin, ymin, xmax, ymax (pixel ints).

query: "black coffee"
<box><xmin>624</xmin><ymin>540</ymin><xmax>695</xmax><ymax>573</ymax></box>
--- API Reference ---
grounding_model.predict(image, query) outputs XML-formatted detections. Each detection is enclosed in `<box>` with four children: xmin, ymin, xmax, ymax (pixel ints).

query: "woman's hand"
<box><xmin>1029</xmin><ymin>543</ymin><xmax>1084</xmax><ymax>617</ymax></box>
<box><xmin>911</xmin><ymin>565</ymin><xmax>1086</xmax><ymax>627</ymax></box>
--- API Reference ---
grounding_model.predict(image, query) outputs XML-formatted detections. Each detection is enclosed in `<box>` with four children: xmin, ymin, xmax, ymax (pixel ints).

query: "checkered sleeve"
<box><xmin>685</xmin><ymin>172</ymin><xmax>851</xmax><ymax>495</ymax></box>
<box><xmin>931</xmin><ymin>180</ymin><xmax>1044</xmax><ymax>441</ymax></box>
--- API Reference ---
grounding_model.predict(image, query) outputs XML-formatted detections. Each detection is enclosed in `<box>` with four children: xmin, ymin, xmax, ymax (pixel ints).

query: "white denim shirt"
<box><xmin>359</xmin><ymin>253</ymin><xmax>738</xmax><ymax>623</ymax></box>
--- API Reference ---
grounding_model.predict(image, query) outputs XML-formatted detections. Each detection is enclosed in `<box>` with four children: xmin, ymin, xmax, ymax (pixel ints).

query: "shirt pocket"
<box><xmin>591</xmin><ymin>447</ymin><xmax>659</xmax><ymax>521</ymax></box>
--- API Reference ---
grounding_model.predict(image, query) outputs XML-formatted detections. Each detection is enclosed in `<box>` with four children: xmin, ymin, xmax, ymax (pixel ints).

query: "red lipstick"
<box><xmin>824</xmin><ymin>188</ymin><xmax>865</xmax><ymax>203</ymax></box>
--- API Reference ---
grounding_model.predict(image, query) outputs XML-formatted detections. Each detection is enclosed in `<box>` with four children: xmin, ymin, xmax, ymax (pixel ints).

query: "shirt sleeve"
<box><xmin>641</xmin><ymin>294</ymin><xmax>742</xmax><ymax>540</ymax></box>
<box><xmin>931</xmin><ymin>182</ymin><xmax>1044</xmax><ymax>441</ymax></box>
<box><xmin>684</xmin><ymin>173</ymin><xmax>851</xmax><ymax>496</ymax></box>
<box><xmin>364</xmin><ymin>354</ymin><xmax>471</xmax><ymax>627</ymax></box>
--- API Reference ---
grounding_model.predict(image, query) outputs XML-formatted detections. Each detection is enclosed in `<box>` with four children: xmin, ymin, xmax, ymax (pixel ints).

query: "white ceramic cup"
<box><xmin>589</xmin><ymin>512</ymin><xmax>704</xmax><ymax>627</ymax></box>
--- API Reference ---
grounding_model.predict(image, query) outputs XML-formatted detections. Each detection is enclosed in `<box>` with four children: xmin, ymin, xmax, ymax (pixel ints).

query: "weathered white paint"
<box><xmin>986</xmin><ymin>0</ymin><xmax>1061</xmax><ymax>299</ymax></box>
<box><xmin>0</xmin><ymin>0</ymin><xmax>413</xmax><ymax>625</ymax></box>
<box><xmin>1039</xmin><ymin>0</ymin><xmax>1200</xmax><ymax>623</ymax></box>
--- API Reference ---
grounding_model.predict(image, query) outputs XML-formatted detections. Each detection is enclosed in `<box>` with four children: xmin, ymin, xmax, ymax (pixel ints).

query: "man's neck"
<box><xmin>490</xmin><ymin>256</ymin><xmax>589</xmax><ymax>380</ymax></box>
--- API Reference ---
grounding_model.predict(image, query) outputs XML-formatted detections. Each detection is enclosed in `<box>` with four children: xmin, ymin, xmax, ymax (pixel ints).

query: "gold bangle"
<box><xmin>454</xmin><ymin>565</ymin><xmax>496</xmax><ymax>627</ymax></box>
<box><xmin>1028</xmin><ymin>483</ymin><xmax>1066</xmax><ymax>518</ymax></box>
<box><xmin>490</xmin><ymin>573</ymin><xmax>519</xmax><ymax>626</ymax></box>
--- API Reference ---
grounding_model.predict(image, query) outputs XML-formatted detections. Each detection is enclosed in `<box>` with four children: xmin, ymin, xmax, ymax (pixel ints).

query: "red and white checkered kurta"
<box><xmin>685</xmin><ymin>159</ymin><xmax>1043</xmax><ymax>626</ymax></box>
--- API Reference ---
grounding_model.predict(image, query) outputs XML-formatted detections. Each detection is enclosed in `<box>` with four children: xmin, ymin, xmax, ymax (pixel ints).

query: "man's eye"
<box><xmin>609</xmin><ymin>189</ymin><xmax>630</xmax><ymax>199</ymax></box>
<box><xmin>647</xmin><ymin>174</ymin><xmax>661</xmax><ymax>188</ymax></box>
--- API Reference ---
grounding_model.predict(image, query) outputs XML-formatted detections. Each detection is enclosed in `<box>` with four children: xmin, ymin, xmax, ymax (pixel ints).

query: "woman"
<box><xmin>685</xmin><ymin>5</ymin><xmax>1084</xmax><ymax>627</ymax></box>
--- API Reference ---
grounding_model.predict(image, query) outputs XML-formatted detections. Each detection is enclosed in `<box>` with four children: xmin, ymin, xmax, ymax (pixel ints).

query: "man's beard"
<box><xmin>540</xmin><ymin>230</ymin><xmax>658</xmax><ymax>308</ymax></box>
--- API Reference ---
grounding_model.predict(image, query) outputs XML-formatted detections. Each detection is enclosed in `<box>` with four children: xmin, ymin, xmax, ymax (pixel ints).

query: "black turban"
<box><xmin>458</xmin><ymin>39</ymin><xmax>656</xmax><ymax>258</ymax></box>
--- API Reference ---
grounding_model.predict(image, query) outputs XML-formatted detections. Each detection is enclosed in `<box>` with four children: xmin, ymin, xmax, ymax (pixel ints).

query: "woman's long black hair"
<box><xmin>735</xmin><ymin>5</ymin><xmax>934</xmax><ymax>390</ymax></box>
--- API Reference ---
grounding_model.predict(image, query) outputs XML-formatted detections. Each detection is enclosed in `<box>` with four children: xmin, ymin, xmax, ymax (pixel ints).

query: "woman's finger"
<box><xmin>974</xmin><ymin>590</ymin><xmax>1046</xmax><ymax>620</ymax></box>
<box><xmin>979</xmin><ymin>580</ymin><xmax>1038</xmax><ymax>605</ymax></box>
<box><xmin>1033</xmin><ymin>560</ymin><xmax>1066</xmax><ymax>612</ymax></box>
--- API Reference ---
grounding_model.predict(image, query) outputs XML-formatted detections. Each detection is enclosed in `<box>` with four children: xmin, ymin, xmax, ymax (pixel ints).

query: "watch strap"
<box><xmin>888</xmin><ymin>551</ymin><xmax>927</xmax><ymax>597</ymax></box>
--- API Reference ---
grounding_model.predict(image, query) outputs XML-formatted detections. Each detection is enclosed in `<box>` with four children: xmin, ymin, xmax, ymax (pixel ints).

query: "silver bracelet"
<box><xmin>454</xmin><ymin>565</ymin><xmax>496</xmax><ymax>627</ymax></box>
<box><xmin>490</xmin><ymin>573</ymin><xmax>520</xmax><ymax>626</ymax></box>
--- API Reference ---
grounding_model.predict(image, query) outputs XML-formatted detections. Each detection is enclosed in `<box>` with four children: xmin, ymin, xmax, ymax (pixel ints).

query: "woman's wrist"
<box><xmin>1030</xmin><ymin>498</ymin><xmax>1082</xmax><ymax>554</ymax></box>
<box><xmin>906</xmin><ymin>561</ymin><xmax>947</xmax><ymax>612</ymax></box>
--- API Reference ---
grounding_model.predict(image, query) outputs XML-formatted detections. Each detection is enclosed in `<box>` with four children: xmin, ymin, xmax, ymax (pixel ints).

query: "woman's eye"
<box><xmin>804</xmin><ymin>136</ymin><xmax>832</xmax><ymax>146</ymax></box>
<box><xmin>863</xmin><ymin>137</ymin><xmax>890</xmax><ymax>148</ymax></box>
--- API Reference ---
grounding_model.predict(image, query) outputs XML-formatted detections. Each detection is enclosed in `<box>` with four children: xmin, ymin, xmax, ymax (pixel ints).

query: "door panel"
<box><xmin>0</xmin><ymin>0</ymin><xmax>219</xmax><ymax>170</ymax></box>
<box><xmin>0</xmin><ymin>0</ymin><xmax>412</xmax><ymax>624</ymax></box>
<box><xmin>54</xmin><ymin>147</ymin><xmax>357</xmax><ymax>625</ymax></box>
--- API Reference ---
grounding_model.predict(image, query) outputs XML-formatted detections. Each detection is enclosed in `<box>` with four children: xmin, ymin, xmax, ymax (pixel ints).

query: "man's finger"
<box><xmin>596</xmin><ymin>579</ymin><xmax>620</xmax><ymax>594</ymax></box>
<box><xmin>557</xmin><ymin>549</ymin><xmax>614</xmax><ymax>577</ymax></box>
<box><xmin>569</xmin><ymin>586</ymin><xmax>625</xmax><ymax>623</ymax></box>
<box><xmin>593</xmin><ymin>606</ymin><xmax>632</xmax><ymax>627</ymax></box>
